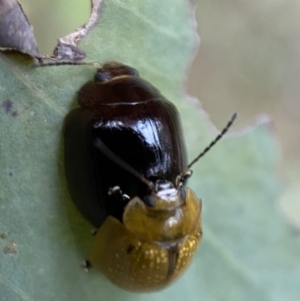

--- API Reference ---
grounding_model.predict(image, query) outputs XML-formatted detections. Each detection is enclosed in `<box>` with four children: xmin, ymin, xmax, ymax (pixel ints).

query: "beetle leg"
<box><xmin>108</xmin><ymin>186</ymin><xmax>130</xmax><ymax>202</ymax></box>
<box><xmin>179</xmin><ymin>169</ymin><xmax>193</xmax><ymax>186</ymax></box>
<box><xmin>122</xmin><ymin>194</ymin><xmax>130</xmax><ymax>202</ymax></box>
<box><xmin>108</xmin><ymin>186</ymin><xmax>121</xmax><ymax>195</ymax></box>
<box><xmin>81</xmin><ymin>260</ymin><xmax>92</xmax><ymax>272</ymax></box>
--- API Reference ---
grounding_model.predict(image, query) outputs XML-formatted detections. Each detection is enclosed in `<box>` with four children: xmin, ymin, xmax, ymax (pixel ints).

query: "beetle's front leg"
<box><xmin>90</xmin><ymin>187</ymin><xmax>130</xmax><ymax>236</ymax></box>
<box><xmin>108</xmin><ymin>186</ymin><xmax>130</xmax><ymax>202</ymax></box>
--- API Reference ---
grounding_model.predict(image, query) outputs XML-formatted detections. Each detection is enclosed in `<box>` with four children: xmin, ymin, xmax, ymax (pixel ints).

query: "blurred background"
<box><xmin>18</xmin><ymin>0</ymin><xmax>300</xmax><ymax>229</ymax></box>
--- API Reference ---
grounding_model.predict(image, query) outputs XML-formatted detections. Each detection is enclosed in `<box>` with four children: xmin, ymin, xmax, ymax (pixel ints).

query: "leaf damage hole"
<box><xmin>0</xmin><ymin>233</ymin><xmax>7</xmax><ymax>239</ymax></box>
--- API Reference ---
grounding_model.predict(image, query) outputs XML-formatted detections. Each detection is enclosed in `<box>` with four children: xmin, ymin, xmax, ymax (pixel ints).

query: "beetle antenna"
<box><xmin>187</xmin><ymin>113</ymin><xmax>237</xmax><ymax>169</ymax></box>
<box><xmin>94</xmin><ymin>138</ymin><xmax>155</xmax><ymax>191</ymax></box>
<box><xmin>32</xmin><ymin>60</ymin><xmax>102</xmax><ymax>68</ymax></box>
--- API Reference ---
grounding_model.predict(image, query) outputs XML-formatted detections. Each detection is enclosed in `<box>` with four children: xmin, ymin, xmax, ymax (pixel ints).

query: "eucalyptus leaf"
<box><xmin>1</xmin><ymin>1</ymin><xmax>299</xmax><ymax>301</ymax></box>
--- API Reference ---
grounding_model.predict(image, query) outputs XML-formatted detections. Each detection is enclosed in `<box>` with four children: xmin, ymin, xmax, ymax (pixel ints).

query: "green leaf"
<box><xmin>1</xmin><ymin>1</ymin><xmax>299</xmax><ymax>301</ymax></box>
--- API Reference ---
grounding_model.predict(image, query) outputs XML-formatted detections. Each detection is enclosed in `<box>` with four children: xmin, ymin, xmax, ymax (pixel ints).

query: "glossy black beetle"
<box><xmin>63</xmin><ymin>61</ymin><xmax>236</xmax><ymax>292</ymax></box>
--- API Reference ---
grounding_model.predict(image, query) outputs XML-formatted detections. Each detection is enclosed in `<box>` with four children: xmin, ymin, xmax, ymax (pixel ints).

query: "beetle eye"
<box><xmin>179</xmin><ymin>186</ymin><xmax>186</xmax><ymax>202</ymax></box>
<box><xmin>143</xmin><ymin>195</ymin><xmax>155</xmax><ymax>207</ymax></box>
<box><xmin>94</xmin><ymin>71</ymin><xmax>111</xmax><ymax>82</ymax></box>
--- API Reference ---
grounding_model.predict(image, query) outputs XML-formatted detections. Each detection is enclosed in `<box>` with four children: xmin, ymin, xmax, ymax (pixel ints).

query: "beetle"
<box><xmin>63</xmin><ymin>61</ymin><xmax>236</xmax><ymax>292</ymax></box>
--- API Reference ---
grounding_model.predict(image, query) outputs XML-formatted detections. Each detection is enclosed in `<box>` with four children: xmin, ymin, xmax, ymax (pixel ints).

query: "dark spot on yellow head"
<box><xmin>126</xmin><ymin>244</ymin><xmax>135</xmax><ymax>254</ymax></box>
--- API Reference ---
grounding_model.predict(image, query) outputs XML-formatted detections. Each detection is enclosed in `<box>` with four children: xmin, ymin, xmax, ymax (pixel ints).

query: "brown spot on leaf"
<box><xmin>1</xmin><ymin>100</ymin><xmax>18</xmax><ymax>117</ymax></box>
<box><xmin>0</xmin><ymin>233</ymin><xmax>7</xmax><ymax>239</ymax></box>
<box><xmin>1</xmin><ymin>99</ymin><xmax>12</xmax><ymax>113</ymax></box>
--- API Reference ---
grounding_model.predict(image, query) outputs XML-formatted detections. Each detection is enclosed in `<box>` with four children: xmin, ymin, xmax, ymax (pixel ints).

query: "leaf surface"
<box><xmin>1</xmin><ymin>1</ymin><xmax>299</xmax><ymax>301</ymax></box>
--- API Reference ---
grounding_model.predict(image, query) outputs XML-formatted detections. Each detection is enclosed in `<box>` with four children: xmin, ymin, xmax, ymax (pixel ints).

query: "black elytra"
<box><xmin>64</xmin><ymin>61</ymin><xmax>187</xmax><ymax>228</ymax></box>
